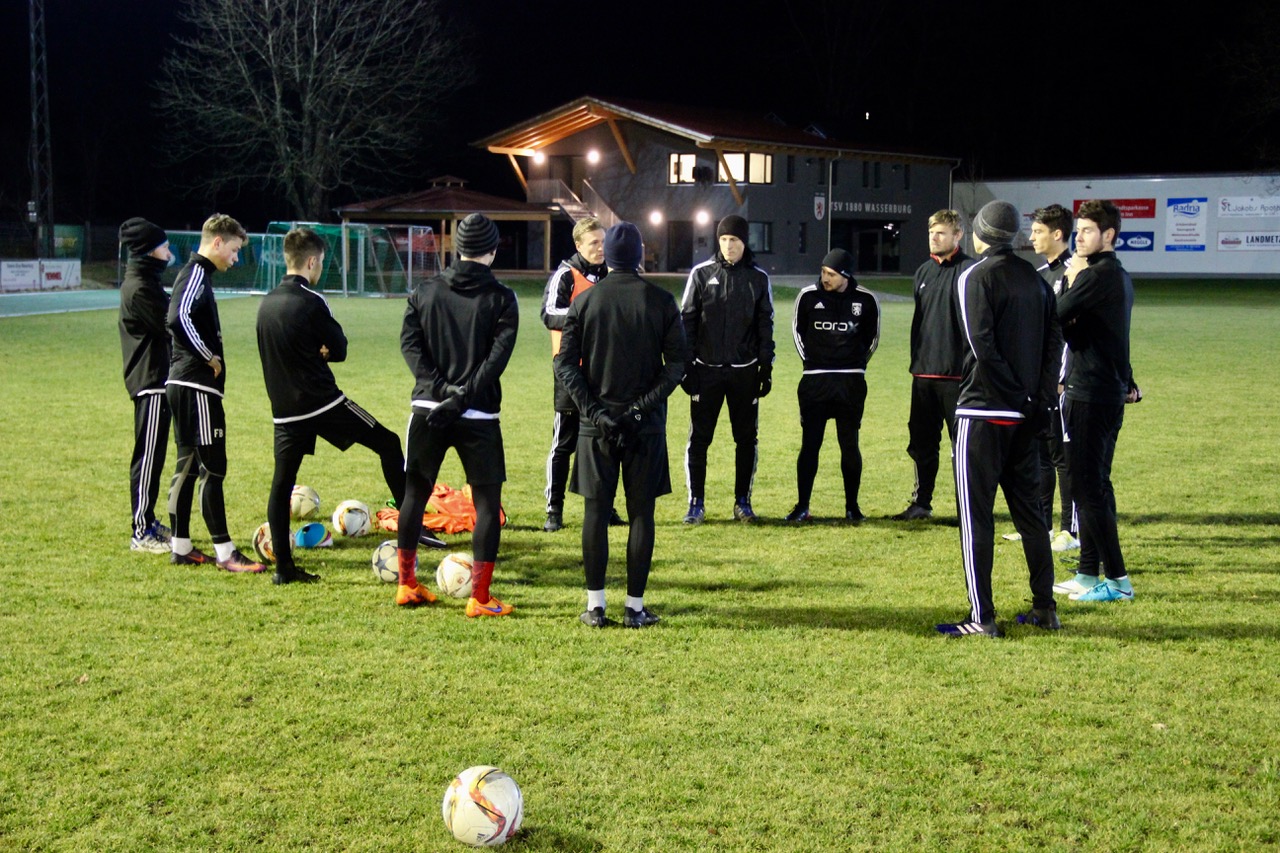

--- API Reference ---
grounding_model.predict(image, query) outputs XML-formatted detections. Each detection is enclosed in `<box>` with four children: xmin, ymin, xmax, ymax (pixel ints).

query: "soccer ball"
<box><xmin>442</xmin><ymin>765</ymin><xmax>523</xmax><ymax>847</ymax></box>
<box><xmin>252</xmin><ymin>521</ymin><xmax>276</xmax><ymax>563</ymax></box>
<box><xmin>290</xmin><ymin>485</ymin><xmax>321</xmax><ymax>520</ymax></box>
<box><xmin>293</xmin><ymin>522</ymin><xmax>333</xmax><ymax>548</ymax></box>
<box><xmin>371</xmin><ymin>539</ymin><xmax>398</xmax><ymax>583</ymax></box>
<box><xmin>332</xmin><ymin>499</ymin><xmax>373</xmax><ymax>537</ymax></box>
<box><xmin>436</xmin><ymin>552</ymin><xmax>474</xmax><ymax>599</ymax></box>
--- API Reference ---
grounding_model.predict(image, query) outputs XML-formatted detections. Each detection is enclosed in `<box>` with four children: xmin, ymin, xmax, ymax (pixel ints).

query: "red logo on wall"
<box><xmin>1073</xmin><ymin>198</ymin><xmax>1156</xmax><ymax>219</ymax></box>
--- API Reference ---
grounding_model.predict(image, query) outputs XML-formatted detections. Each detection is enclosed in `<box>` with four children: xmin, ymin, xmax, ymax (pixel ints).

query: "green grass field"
<box><xmin>1</xmin><ymin>277</ymin><xmax>1278</xmax><ymax>851</ymax></box>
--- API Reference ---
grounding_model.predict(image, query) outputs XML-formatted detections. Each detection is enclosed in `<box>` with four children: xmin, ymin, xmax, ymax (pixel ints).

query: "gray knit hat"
<box><xmin>454</xmin><ymin>213</ymin><xmax>499</xmax><ymax>258</ymax></box>
<box><xmin>973</xmin><ymin>200</ymin><xmax>1020</xmax><ymax>246</ymax></box>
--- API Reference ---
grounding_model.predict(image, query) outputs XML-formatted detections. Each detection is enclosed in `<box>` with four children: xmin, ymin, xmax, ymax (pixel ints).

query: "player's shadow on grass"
<box><xmin>514</xmin><ymin>826</ymin><xmax>603</xmax><ymax>851</ymax></box>
<box><xmin>661</xmin><ymin>601</ymin><xmax>943</xmax><ymax>632</ymax></box>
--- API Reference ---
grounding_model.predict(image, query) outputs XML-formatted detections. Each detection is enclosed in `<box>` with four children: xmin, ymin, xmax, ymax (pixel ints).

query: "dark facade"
<box><xmin>478</xmin><ymin>98</ymin><xmax>957</xmax><ymax>276</ymax></box>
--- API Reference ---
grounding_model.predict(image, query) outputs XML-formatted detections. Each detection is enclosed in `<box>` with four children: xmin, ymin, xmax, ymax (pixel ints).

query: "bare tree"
<box><xmin>157</xmin><ymin>0</ymin><xmax>471</xmax><ymax>220</ymax></box>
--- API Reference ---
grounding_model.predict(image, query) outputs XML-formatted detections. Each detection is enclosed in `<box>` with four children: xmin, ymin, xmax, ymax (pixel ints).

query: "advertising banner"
<box><xmin>1116</xmin><ymin>232</ymin><xmax>1154</xmax><ymax>251</ymax></box>
<box><xmin>0</xmin><ymin>261</ymin><xmax>40</xmax><ymax>292</ymax></box>
<box><xmin>40</xmin><ymin>260</ymin><xmax>81</xmax><ymax>289</ymax></box>
<box><xmin>1217</xmin><ymin>231</ymin><xmax>1280</xmax><ymax>251</ymax></box>
<box><xmin>1165</xmin><ymin>197</ymin><xmax>1207</xmax><ymax>252</ymax></box>
<box><xmin>1075</xmin><ymin>198</ymin><xmax>1156</xmax><ymax>219</ymax></box>
<box><xmin>1218</xmin><ymin>196</ymin><xmax>1280</xmax><ymax>218</ymax></box>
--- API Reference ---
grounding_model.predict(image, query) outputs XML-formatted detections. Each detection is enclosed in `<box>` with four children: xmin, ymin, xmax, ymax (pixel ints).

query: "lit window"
<box><xmin>717</xmin><ymin>152</ymin><xmax>773</xmax><ymax>185</ymax></box>
<box><xmin>668</xmin><ymin>153</ymin><xmax>697</xmax><ymax>184</ymax></box>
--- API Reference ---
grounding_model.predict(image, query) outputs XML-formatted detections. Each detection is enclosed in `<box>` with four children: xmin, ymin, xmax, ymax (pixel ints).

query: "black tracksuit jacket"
<box><xmin>541</xmin><ymin>252</ymin><xmax>606</xmax><ymax>410</ymax></box>
<box><xmin>119</xmin><ymin>254</ymin><xmax>170</xmax><ymax>399</ymax></box>
<box><xmin>166</xmin><ymin>253</ymin><xmax>225</xmax><ymax>395</ymax></box>
<box><xmin>256</xmin><ymin>275</ymin><xmax>349</xmax><ymax>422</ymax></box>
<box><xmin>554</xmin><ymin>270</ymin><xmax>687</xmax><ymax>436</ymax></box>
<box><xmin>791</xmin><ymin>280</ymin><xmax>880</xmax><ymax>372</ymax></box>
<box><xmin>679</xmin><ymin>248</ymin><xmax>774</xmax><ymax>368</ymax></box>
<box><xmin>908</xmin><ymin>249</ymin><xmax>970</xmax><ymax>378</ymax></box>
<box><xmin>954</xmin><ymin>245</ymin><xmax>1062</xmax><ymax>421</ymax></box>
<box><xmin>1056</xmin><ymin>251</ymin><xmax>1133</xmax><ymax>406</ymax></box>
<box><xmin>401</xmin><ymin>261</ymin><xmax>519</xmax><ymax>417</ymax></box>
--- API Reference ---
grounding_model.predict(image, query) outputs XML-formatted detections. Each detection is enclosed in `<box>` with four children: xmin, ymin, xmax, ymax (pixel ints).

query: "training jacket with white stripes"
<box><xmin>680</xmin><ymin>248</ymin><xmax>774</xmax><ymax>368</ymax></box>
<box><xmin>166</xmin><ymin>252</ymin><xmax>225</xmax><ymax>396</ymax></box>
<box><xmin>791</xmin><ymin>280</ymin><xmax>880</xmax><ymax>372</ymax></box>
<box><xmin>955</xmin><ymin>245</ymin><xmax>1062</xmax><ymax>422</ymax></box>
<box><xmin>401</xmin><ymin>261</ymin><xmax>519</xmax><ymax>418</ymax></box>
<box><xmin>256</xmin><ymin>275</ymin><xmax>350</xmax><ymax>423</ymax></box>
<box><xmin>908</xmin><ymin>248</ymin><xmax>970</xmax><ymax>379</ymax></box>
<box><xmin>119</xmin><ymin>254</ymin><xmax>171</xmax><ymax>399</ymax></box>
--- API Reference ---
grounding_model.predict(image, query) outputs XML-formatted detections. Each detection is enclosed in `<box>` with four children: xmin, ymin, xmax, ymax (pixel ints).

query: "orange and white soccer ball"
<box><xmin>332</xmin><ymin>499</ymin><xmax>372</xmax><ymax>537</ymax></box>
<box><xmin>252</xmin><ymin>521</ymin><xmax>276</xmax><ymax>563</ymax></box>
<box><xmin>290</xmin><ymin>485</ymin><xmax>321</xmax><ymax>520</ymax></box>
<box><xmin>442</xmin><ymin>765</ymin><xmax>523</xmax><ymax>847</ymax></box>
<box><xmin>435</xmin><ymin>552</ymin><xmax>474</xmax><ymax>599</ymax></box>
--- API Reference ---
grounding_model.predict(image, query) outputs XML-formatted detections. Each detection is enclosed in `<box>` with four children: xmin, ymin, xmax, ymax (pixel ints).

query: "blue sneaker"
<box><xmin>683</xmin><ymin>500</ymin><xmax>705</xmax><ymax>525</ymax></box>
<box><xmin>1071</xmin><ymin>581</ymin><xmax>1134</xmax><ymax>602</ymax></box>
<box><xmin>1053</xmin><ymin>573</ymin><xmax>1101</xmax><ymax>596</ymax></box>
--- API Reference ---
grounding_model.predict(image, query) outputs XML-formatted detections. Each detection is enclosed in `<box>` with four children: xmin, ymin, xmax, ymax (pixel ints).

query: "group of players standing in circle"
<box><xmin>118</xmin><ymin>198</ymin><xmax>1135</xmax><ymax>634</ymax></box>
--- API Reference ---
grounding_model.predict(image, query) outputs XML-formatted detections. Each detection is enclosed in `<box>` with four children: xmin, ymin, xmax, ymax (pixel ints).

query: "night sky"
<box><xmin>0</xmin><ymin>0</ymin><xmax>1270</xmax><ymax>230</ymax></box>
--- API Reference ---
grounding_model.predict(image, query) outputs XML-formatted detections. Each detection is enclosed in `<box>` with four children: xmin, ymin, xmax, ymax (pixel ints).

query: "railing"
<box><xmin>526</xmin><ymin>178</ymin><xmax>580</xmax><ymax>206</ymax></box>
<box><xmin>581</xmin><ymin>181</ymin><xmax>622</xmax><ymax>230</ymax></box>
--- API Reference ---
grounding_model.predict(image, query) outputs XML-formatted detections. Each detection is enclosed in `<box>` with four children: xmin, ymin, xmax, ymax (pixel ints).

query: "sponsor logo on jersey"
<box><xmin>814</xmin><ymin>320</ymin><xmax>853</xmax><ymax>331</ymax></box>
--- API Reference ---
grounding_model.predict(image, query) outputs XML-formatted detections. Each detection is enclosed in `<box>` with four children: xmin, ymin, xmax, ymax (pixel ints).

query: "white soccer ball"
<box><xmin>442</xmin><ymin>765</ymin><xmax>523</xmax><ymax>847</ymax></box>
<box><xmin>435</xmin><ymin>552</ymin><xmax>474</xmax><ymax>599</ymax></box>
<box><xmin>290</xmin><ymin>485</ymin><xmax>321</xmax><ymax>520</ymax></box>
<box><xmin>371</xmin><ymin>539</ymin><xmax>398</xmax><ymax>583</ymax></box>
<box><xmin>252</xmin><ymin>521</ymin><xmax>276</xmax><ymax>563</ymax></box>
<box><xmin>332</xmin><ymin>499</ymin><xmax>372</xmax><ymax>537</ymax></box>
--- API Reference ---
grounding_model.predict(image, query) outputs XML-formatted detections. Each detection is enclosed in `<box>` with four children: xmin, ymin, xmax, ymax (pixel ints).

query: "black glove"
<box><xmin>1034</xmin><ymin>404</ymin><xmax>1056</xmax><ymax>441</ymax></box>
<box><xmin>680</xmin><ymin>365</ymin><xmax>700</xmax><ymax>397</ymax></box>
<box><xmin>757</xmin><ymin>364</ymin><xmax>772</xmax><ymax>398</ymax></box>
<box><xmin>425</xmin><ymin>395</ymin><xmax>464</xmax><ymax>429</ymax></box>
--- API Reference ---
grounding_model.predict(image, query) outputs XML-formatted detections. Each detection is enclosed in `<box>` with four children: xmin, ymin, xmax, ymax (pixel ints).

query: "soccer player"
<box><xmin>1053</xmin><ymin>199</ymin><xmax>1138</xmax><ymax>603</ymax></box>
<box><xmin>555</xmin><ymin>222</ymin><xmax>687</xmax><ymax>628</ymax></box>
<box><xmin>118</xmin><ymin>217</ymin><xmax>174</xmax><ymax>553</ymax></box>
<box><xmin>165</xmin><ymin>213</ymin><xmax>265</xmax><ymax>572</ymax></box>
<box><xmin>784</xmin><ymin>249</ymin><xmax>880</xmax><ymax>523</ymax></box>
<box><xmin>256</xmin><ymin>227</ymin><xmax>409</xmax><ymax>585</ymax></box>
<box><xmin>396</xmin><ymin>213</ymin><xmax>518</xmax><ymax>616</ymax></box>
<box><xmin>539</xmin><ymin>216</ymin><xmax>623</xmax><ymax>533</ymax></box>
<box><xmin>937</xmin><ymin>200</ymin><xmax>1062</xmax><ymax>638</ymax></box>
<box><xmin>1029</xmin><ymin>204</ymin><xmax>1079</xmax><ymax>552</ymax></box>
<box><xmin>891</xmin><ymin>210</ymin><xmax>969</xmax><ymax>522</ymax></box>
<box><xmin>680</xmin><ymin>214</ymin><xmax>774</xmax><ymax>524</ymax></box>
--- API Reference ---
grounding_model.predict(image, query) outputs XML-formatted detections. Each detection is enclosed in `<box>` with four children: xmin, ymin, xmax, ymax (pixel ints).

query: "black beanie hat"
<box><xmin>820</xmin><ymin>248</ymin><xmax>854</xmax><ymax>281</ymax></box>
<box><xmin>119</xmin><ymin>217</ymin><xmax>167</xmax><ymax>256</ymax></box>
<box><xmin>604</xmin><ymin>222</ymin><xmax>643</xmax><ymax>271</ymax></box>
<box><xmin>454</xmin><ymin>213</ymin><xmax>499</xmax><ymax>258</ymax></box>
<box><xmin>716</xmin><ymin>215</ymin><xmax>749</xmax><ymax>243</ymax></box>
<box><xmin>973</xmin><ymin>200</ymin><xmax>1020</xmax><ymax>246</ymax></box>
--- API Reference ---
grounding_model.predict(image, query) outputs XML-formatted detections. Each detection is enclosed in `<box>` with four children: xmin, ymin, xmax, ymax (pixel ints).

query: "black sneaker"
<box><xmin>607</xmin><ymin>508</ymin><xmax>627</xmax><ymax>526</ymax></box>
<box><xmin>543</xmin><ymin>511</ymin><xmax>563</xmax><ymax>533</ymax></box>
<box><xmin>845</xmin><ymin>508</ymin><xmax>867</xmax><ymax>523</ymax></box>
<box><xmin>418</xmin><ymin>531</ymin><xmax>447</xmax><ymax>549</ymax></box>
<box><xmin>622</xmin><ymin>606</ymin><xmax>660</xmax><ymax>628</ymax></box>
<box><xmin>1016</xmin><ymin>607</ymin><xmax>1062</xmax><ymax>630</ymax></box>
<box><xmin>784</xmin><ymin>504</ymin><xmax>811</xmax><ymax>523</ymax></box>
<box><xmin>935</xmin><ymin>620</ymin><xmax>1002</xmax><ymax>638</ymax></box>
<box><xmin>272</xmin><ymin>568</ymin><xmax>321</xmax><ymax>585</ymax></box>
<box><xmin>683</xmin><ymin>500</ymin><xmax>705</xmax><ymax>525</ymax></box>
<box><xmin>579</xmin><ymin>607</ymin><xmax>610</xmax><ymax>627</ymax></box>
<box><xmin>891</xmin><ymin>503</ymin><xmax>932</xmax><ymax>521</ymax></box>
<box><xmin>733</xmin><ymin>499</ymin><xmax>758</xmax><ymax>523</ymax></box>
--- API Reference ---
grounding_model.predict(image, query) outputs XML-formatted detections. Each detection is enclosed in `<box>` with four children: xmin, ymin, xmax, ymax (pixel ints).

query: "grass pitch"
<box><xmin>1</xmin><ymin>277</ymin><xmax>1278</xmax><ymax>851</ymax></box>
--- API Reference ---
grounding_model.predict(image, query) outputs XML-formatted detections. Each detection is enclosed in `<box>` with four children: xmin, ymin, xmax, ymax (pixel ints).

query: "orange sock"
<box><xmin>471</xmin><ymin>560</ymin><xmax>494</xmax><ymax>603</ymax></box>
<box><xmin>397</xmin><ymin>548</ymin><xmax>418</xmax><ymax>587</ymax></box>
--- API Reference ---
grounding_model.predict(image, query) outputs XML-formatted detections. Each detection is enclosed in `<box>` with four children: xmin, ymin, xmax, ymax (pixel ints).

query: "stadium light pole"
<box><xmin>29</xmin><ymin>0</ymin><xmax>55</xmax><ymax>260</ymax></box>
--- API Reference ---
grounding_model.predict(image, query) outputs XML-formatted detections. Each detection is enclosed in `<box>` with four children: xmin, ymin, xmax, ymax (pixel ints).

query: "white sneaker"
<box><xmin>1001</xmin><ymin>531</ymin><xmax>1022</xmax><ymax>541</ymax></box>
<box><xmin>1051</xmin><ymin>530</ymin><xmax>1081</xmax><ymax>552</ymax></box>
<box><xmin>1053</xmin><ymin>575</ymin><xmax>1101</xmax><ymax>596</ymax></box>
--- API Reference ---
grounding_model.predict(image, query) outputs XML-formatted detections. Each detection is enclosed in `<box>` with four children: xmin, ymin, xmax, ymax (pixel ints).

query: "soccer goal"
<box><xmin>407</xmin><ymin>225</ymin><xmax>441</xmax><ymax>290</ymax></box>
